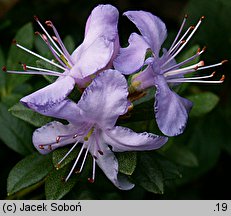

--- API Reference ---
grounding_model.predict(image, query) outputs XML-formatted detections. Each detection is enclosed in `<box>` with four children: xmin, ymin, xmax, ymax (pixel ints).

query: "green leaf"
<box><xmin>0</xmin><ymin>103</ymin><xmax>34</xmax><ymax>155</ymax></box>
<box><xmin>160</xmin><ymin>142</ymin><xmax>199</xmax><ymax>167</ymax></box>
<box><xmin>177</xmin><ymin>114</ymin><xmax>223</xmax><ymax>185</ymax></box>
<box><xmin>187</xmin><ymin>92</ymin><xmax>219</xmax><ymax>117</ymax></box>
<box><xmin>7</xmin><ymin>152</ymin><xmax>52</xmax><ymax>195</ymax></box>
<box><xmin>117</xmin><ymin>152</ymin><xmax>137</xmax><ymax>175</ymax></box>
<box><xmin>6</xmin><ymin>22</ymin><xmax>35</xmax><ymax>92</ymax></box>
<box><xmin>0</xmin><ymin>47</ymin><xmax>6</xmax><ymax>92</ymax></box>
<box><xmin>63</xmin><ymin>35</ymin><xmax>76</xmax><ymax>53</ymax></box>
<box><xmin>45</xmin><ymin>164</ymin><xmax>78</xmax><ymax>200</ymax></box>
<box><xmin>9</xmin><ymin>102</ymin><xmax>52</xmax><ymax>127</ymax></box>
<box><xmin>133</xmin><ymin>152</ymin><xmax>181</xmax><ymax>194</ymax></box>
<box><xmin>1</xmin><ymin>94</ymin><xmax>23</xmax><ymax>107</ymax></box>
<box><xmin>156</xmin><ymin>154</ymin><xmax>182</xmax><ymax>182</ymax></box>
<box><xmin>133</xmin><ymin>152</ymin><xmax>164</xmax><ymax>194</ymax></box>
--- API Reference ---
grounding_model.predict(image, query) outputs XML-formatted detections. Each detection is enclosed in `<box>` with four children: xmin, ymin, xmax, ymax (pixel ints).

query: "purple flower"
<box><xmin>32</xmin><ymin>70</ymin><xmax>168</xmax><ymax>189</ymax></box>
<box><xmin>114</xmin><ymin>11</ymin><xmax>225</xmax><ymax>136</ymax></box>
<box><xmin>5</xmin><ymin>4</ymin><xmax>119</xmax><ymax>113</ymax></box>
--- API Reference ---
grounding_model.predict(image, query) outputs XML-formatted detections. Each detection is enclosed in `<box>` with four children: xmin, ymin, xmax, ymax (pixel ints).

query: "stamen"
<box><xmin>22</xmin><ymin>64</ymin><xmax>62</xmax><ymax>75</ymax></box>
<box><xmin>184</xmin><ymin>71</ymin><xmax>216</xmax><ymax>80</ymax></box>
<box><xmin>41</xmin><ymin>33</ymin><xmax>70</xmax><ymax>69</ymax></box>
<box><xmin>88</xmin><ymin>158</ymin><xmax>96</xmax><ymax>183</ymax></box>
<box><xmin>168</xmin><ymin>15</ymin><xmax>188</xmax><ymax>52</ymax></box>
<box><xmin>167</xmin><ymin>74</ymin><xmax>224</xmax><ymax>84</ymax></box>
<box><xmin>197</xmin><ymin>60</ymin><xmax>227</xmax><ymax>71</ymax></box>
<box><xmin>34</xmin><ymin>17</ymin><xmax>65</xmax><ymax>58</ymax></box>
<box><xmin>65</xmin><ymin>144</ymin><xmax>85</xmax><ymax>182</ymax></box>
<box><xmin>163</xmin><ymin>16</ymin><xmax>205</xmax><ymax>67</ymax></box>
<box><xmin>45</xmin><ymin>20</ymin><xmax>74</xmax><ymax>66</ymax></box>
<box><xmin>78</xmin><ymin>142</ymin><xmax>91</xmax><ymax>173</ymax></box>
<box><xmin>169</xmin><ymin>26</ymin><xmax>193</xmax><ymax>55</ymax></box>
<box><xmin>15</xmin><ymin>43</ymin><xmax>66</xmax><ymax>71</ymax></box>
<box><xmin>164</xmin><ymin>61</ymin><xmax>204</xmax><ymax>77</ymax></box>
<box><xmin>57</xmin><ymin>139</ymin><xmax>80</xmax><ymax>168</ymax></box>
<box><xmin>162</xmin><ymin>47</ymin><xmax>205</xmax><ymax>73</ymax></box>
<box><xmin>6</xmin><ymin>70</ymin><xmax>63</xmax><ymax>77</ymax></box>
<box><xmin>39</xmin><ymin>145</ymin><xmax>44</xmax><ymax>149</ymax></box>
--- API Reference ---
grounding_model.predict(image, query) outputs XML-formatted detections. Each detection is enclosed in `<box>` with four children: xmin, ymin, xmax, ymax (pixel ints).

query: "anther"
<box><xmin>181</xmin><ymin>40</ymin><xmax>186</xmax><ymax>44</ymax></box>
<box><xmin>194</xmin><ymin>61</ymin><xmax>204</xmax><ymax>70</ymax></box>
<box><xmin>33</xmin><ymin>15</ymin><xmax>39</xmax><ymax>21</ymax></box>
<box><xmin>202</xmin><ymin>46</ymin><xmax>207</xmax><ymax>52</ymax></box>
<box><xmin>220</xmin><ymin>75</ymin><xmax>225</xmax><ymax>82</ymax></box>
<box><xmin>22</xmin><ymin>64</ymin><xmax>27</xmax><ymax>71</ymax></box>
<box><xmin>52</xmin><ymin>36</ymin><xmax>58</xmax><ymax>42</ymax></box>
<box><xmin>34</xmin><ymin>31</ymin><xmax>40</xmax><ymax>36</ymax></box>
<box><xmin>128</xmin><ymin>104</ymin><xmax>134</xmax><ymax>112</ymax></box>
<box><xmin>98</xmin><ymin>150</ymin><xmax>104</xmax><ymax>155</ymax></box>
<box><xmin>56</xmin><ymin>163</ymin><xmax>61</xmax><ymax>170</ymax></box>
<box><xmin>93</xmin><ymin>155</ymin><xmax>98</xmax><ymax>160</ymax></box>
<box><xmin>75</xmin><ymin>169</ymin><xmax>81</xmax><ymax>174</ymax></box>
<box><xmin>184</xmin><ymin>14</ymin><xmax>188</xmax><ymax>19</ymax></box>
<box><xmin>190</xmin><ymin>25</ymin><xmax>195</xmax><ymax>30</ymax></box>
<box><xmin>39</xmin><ymin>145</ymin><xmax>44</xmax><ymax>149</ymax></box>
<box><xmin>56</xmin><ymin>136</ymin><xmax>61</xmax><ymax>143</ymax></box>
<box><xmin>200</xmin><ymin>16</ymin><xmax>205</xmax><ymax>21</ymax></box>
<box><xmin>42</xmin><ymin>34</ymin><xmax>48</xmax><ymax>42</ymax></box>
<box><xmin>48</xmin><ymin>145</ymin><xmax>52</xmax><ymax>150</ymax></box>
<box><xmin>12</xmin><ymin>39</ymin><xmax>17</xmax><ymax>44</ymax></box>
<box><xmin>45</xmin><ymin>20</ymin><xmax>53</xmax><ymax>27</ymax></box>
<box><xmin>2</xmin><ymin>66</ymin><xmax>7</xmax><ymax>72</ymax></box>
<box><xmin>221</xmin><ymin>60</ymin><xmax>228</xmax><ymax>65</ymax></box>
<box><xmin>88</xmin><ymin>178</ymin><xmax>94</xmax><ymax>183</ymax></box>
<box><xmin>197</xmin><ymin>48</ymin><xmax>201</xmax><ymax>53</ymax></box>
<box><xmin>211</xmin><ymin>71</ymin><xmax>216</xmax><ymax>76</ymax></box>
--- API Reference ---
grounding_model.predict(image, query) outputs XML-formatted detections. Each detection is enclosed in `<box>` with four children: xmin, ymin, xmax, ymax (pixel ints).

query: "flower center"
<box><xmin>49</xmin><ymin>124</ymin><xmax>104</xmax><ymax>183</ymax></box>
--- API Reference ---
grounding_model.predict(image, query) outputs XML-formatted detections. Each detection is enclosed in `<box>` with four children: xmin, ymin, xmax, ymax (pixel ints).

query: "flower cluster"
<box><xmin>3</xmin><ymin>4</ymin><xmax>225</xmax><ymax>189</ymax></box>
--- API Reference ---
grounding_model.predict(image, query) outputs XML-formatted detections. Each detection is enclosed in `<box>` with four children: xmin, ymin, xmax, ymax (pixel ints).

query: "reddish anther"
<box><xmin>2</xmin><ymin>66</ymin><xmax>7</xmax><ymax>72</ymax></box>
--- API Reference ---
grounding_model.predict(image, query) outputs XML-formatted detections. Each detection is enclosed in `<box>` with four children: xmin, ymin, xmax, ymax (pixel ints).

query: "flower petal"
<box><xmin>77</xmin><ymin>70</ymin><xmax>129</xmax><ymax>129</ymax></box>
<box><xmin>33</xmin><ymin>121</ymin><xmax>78</xmax><ymax>154</ymax></box>
<box><xmin>70</xmin><ymin>37</ymin><xmax>115</xmax><ymax>79</ymax></box>
<box><xmin>91</xmin><ymin>143</ymin><xmax>134</xmax><ymax>190</ymax></box>
<box><xmin>70</xmin><ymin>5</ymin><xmax>119</xmax><ymax>78</ymax></box>
<box><xmin>131</xmin><ymin>64</ymin><xmax>155</xmax><ymax>91</ymax></box>
<box><xmin>20</xmin><ymin>76</ymin><xmax>75</xmax><ymax>113</ymax></box>
<box><xmin>113</xmin><ymin>33</ymin><xmax>150</xmax><ymax>75</ymax></box>
<box><xmin>154</xmin><ymin>75</ymin><xmax>193</xmax><ymax>136</ymax></box>
<box><xmin>124</xmin><ymin>10</ymin><xmax>167</xmax><ymax>55</ymax></box>
<box><xmin>103</xmin><ymin>126</ymin><xmax>168</xmax><ymax>152</ymax></box>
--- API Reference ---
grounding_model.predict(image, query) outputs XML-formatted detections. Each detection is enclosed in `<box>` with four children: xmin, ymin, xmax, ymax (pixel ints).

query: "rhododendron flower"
<box><xmin>114</xmin><ymin>11</ymin><xmax>225</xmax><ymax>137</ymax></box>
<box><xmin>4</xmin><ymin>4</ymin><xmax>119</xmax><ymax>112</ymax></box>
<box><xmin>32</xmin><ymin>70</ymin><xmax>168</xmax><ymax>189</ymax></box>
